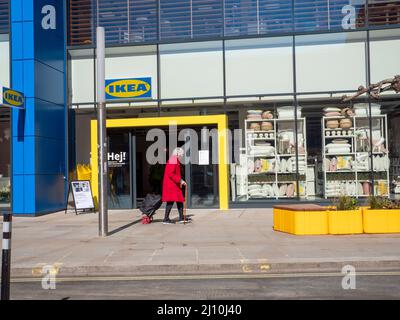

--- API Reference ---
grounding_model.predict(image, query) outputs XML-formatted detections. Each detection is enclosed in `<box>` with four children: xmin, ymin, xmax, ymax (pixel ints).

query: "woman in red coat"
<box><xmin>162</xmin><ymin>147</ymin><xmax>187</xmax><ymax>224</ymax></box>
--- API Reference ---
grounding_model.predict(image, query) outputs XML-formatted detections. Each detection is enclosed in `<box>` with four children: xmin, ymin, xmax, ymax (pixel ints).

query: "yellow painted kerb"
<box><xmin>90</xmin><ymin>115</ymin><xmax>230</xmax><ymax>210</ymax></box>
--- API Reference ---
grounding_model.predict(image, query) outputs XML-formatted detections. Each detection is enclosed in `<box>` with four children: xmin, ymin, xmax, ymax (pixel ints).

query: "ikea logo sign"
<box><xmin>105</xmin><ymin>78</ymin><xmax>152</xmax><ymax>100</ymax></box>
<box><xmin>0</xmin><ymin>87</ymin><xmax>25</xmax><ymax>109</ymax></box>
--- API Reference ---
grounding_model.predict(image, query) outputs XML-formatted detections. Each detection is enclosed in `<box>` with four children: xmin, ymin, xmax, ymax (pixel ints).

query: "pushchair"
<box><xmin>140</xmin><ymin>193</ymin><xmax>162</xmax><ymax>224</ymax></box>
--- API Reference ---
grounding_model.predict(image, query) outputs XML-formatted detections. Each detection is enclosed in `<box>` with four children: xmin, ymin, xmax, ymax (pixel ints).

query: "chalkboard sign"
<box><xmin>69</xmin><ymin>180</ymin><xmax>95</xmax><ymax>214</ymax></box>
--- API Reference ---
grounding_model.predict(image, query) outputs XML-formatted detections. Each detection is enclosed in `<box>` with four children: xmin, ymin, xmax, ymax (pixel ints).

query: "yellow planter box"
<box><xmin>363</xmin><ymin>208</ymin><xmax>400</xmax><ymax>233</ymax></box>
<box><xmin>273</xmin><ymin>209</ymin><xmax>328</xmax><ymax>235</ymax></box>
<box><xmin>328</xmin><ymin>209</ymin><xmax>363</xmax><ymax>235</ymax></box>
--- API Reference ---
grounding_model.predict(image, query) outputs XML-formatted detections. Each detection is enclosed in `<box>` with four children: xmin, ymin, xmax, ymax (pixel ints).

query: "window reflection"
<box><xmin>0</xmin><ymin>110</ymin><xmax>10</xmax><ymax>207</ymax></box>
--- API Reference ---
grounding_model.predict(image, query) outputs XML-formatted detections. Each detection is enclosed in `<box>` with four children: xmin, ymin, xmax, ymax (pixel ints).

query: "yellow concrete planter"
<box><xmin>273</xmin><ymin>209</ymin><xmax>328</xmax><ymax>235</ymax></box>
<box><xmin>363</xmin><ymin>208</ymin><xmax>400</xmax><ymax>234</ymax></box>
<box><xmin>328</xmin><ymin>209</ymin><xmax>363</xmax><ymax>235</ymax></box>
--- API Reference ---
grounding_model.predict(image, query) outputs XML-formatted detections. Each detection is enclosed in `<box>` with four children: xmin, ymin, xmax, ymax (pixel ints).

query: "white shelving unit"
<box><xmin>245</xmin><ymin>117</ymin><xmax>308</xmax><ymax>200</ymax></box>
<box><xmin>322</xmin><ymin>114</ymin><xmax>390</xmax><ymax>198</ymax></box>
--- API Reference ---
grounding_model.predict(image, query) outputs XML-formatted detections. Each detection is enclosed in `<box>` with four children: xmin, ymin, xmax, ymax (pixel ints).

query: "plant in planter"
<box><xmin>332</xmin><ymin>195</ymin><xmax>358</xmax><ymax>211</ymax></box>
<box><xmin>328</xmin><ymin>196</ymin><xmax>363</xmax><ymax>234</ymax></box>
<box><xmin>364</xmin><ymin>196</ymin><xmax>400</xmax><ymax>233</ymax></box>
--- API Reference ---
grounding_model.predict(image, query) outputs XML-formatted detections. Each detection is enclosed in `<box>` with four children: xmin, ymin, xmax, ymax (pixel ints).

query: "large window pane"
<box><xmin>297</xmin><ymin>96</ymin><xmax>384</xmax><ymax>200</ymax></box>
<box><xmin>97</xmin><ymin>0</ymin><xmax>129</xmax><ymax>44</ymax></box>
<box><xmin>70</xmin><ymin>52</ymin><xmax>95</xmax><ymax>104</ymax></box>
<box><xmin>370</xmin><ymin>29</ymin><xmax>400</xmax><ymax>85</ymax></box>
<box><xmin>294</xmin><ymin>0</ymin><xmax>366</xmax><ymax>32</ymax></box>
<box><xmin>295</xmin><ymin>32</ymin><xmax>367</xmax><ymax>93</ymax></box>
<box><xmin>0</xmin><ymin>0</ymin><xmax>9</xmax><ymax>35</ymax></box>
<box><xmin>0</xmin><ymin>38</ymin><xmax>9</xmax><ymax>87</ymax></box>
<box><xmin>193</xmin><ymin>0</ymin><xmax>223</xmax><ymax>38</ymax></box>
<box><xmin>0</xmin><ymin>109</ymin><xmax>10</xmax><ymax>208</ymax></box>
<box><xmin>128</xmin><ymin>0</ymin><xmax>157</xmax><ymax>42</ymax></box>
<box><xmin>105</xmin><ymin>45</ymin><xmax>158</xmax><ymax>100</ymax></box>
<box><xmin>225</xmin><ymin>0</ymin><xmax>293</xmax><ymax>36</ymax></box>
<box><xmin>231</xmin><ymin>99</ymin><xmax>308</xmax><ymax>202</ymax></box>
<box><xmin>225</xmin><ymin>37</ymin><xmax>293</xmax><ymax>96</ymax></box>
<box><xmin>96</xmin><ymin>0</ymin><xmax>158</xmax><ymax>44</ymax></box>
<box><xmin>160</xmin><ymin>41</ymin><xmax>223</xmax><ymax>99</ymax></box>
<box><xmin>368</xmin><ymin>0</ymin><xmax>400</xmax><ymax>28</ymax></box>
<box><xmin>160</xmin><ymin>0</ymin><xmax>191</xmax><ymax>40</ymax></box>
<box><xmin>0</xmin><ymin>36</ymin><xmax>10</xmax><ymax>208</ymax></box>
<box><xmin>68</xmin><ymin>0</ymin><xmax>94</xmax><ymax>46</ymax></box>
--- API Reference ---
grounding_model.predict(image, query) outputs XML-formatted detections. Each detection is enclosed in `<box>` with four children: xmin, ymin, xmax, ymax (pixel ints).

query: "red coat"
<box><xmin>162</xmin><ymin>155</ymin><xmax>184</xmax><ymax>203</ymax></box>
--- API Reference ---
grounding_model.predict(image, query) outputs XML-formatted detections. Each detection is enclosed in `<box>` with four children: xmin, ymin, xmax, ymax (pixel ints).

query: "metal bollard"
<box><xmin>1</xmin><ymin>212</ymin><xmax>12</xmax><ymax>300</ymax></box>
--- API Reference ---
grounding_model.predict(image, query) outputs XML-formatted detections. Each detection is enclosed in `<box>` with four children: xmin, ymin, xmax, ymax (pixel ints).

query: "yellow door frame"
<box><xmin>90</xmin><ymin>114</ymin><xmax>229</xmax><ymax>210</ymax></box>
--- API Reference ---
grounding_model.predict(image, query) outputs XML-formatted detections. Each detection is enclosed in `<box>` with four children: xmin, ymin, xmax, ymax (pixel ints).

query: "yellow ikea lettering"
<box><xmin>105</xmin><ymin>79</ymin><xmax>151</xmax><ymax>98</ymax></box>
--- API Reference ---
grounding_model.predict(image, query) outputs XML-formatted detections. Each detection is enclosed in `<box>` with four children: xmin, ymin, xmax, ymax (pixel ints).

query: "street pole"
<box><xmin>1</xmin><ymin>212</ymin><xmax>12</xmax><ymax>300</ymax></box>
<box><xmin>96</xmin><ymin>26</ymin><xmax>108</xmax><ymax>237</ymax></box>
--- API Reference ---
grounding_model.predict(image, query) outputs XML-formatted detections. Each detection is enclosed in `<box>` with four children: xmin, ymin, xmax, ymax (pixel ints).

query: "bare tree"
<box><xmin>342</xmin><ymin>75</ymin><xmax>400</xmax><ymax>102</ymax></box>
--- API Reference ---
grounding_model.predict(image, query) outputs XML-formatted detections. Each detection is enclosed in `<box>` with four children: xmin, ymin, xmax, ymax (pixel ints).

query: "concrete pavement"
<box><xmin>3</xmin><ymin>208</ymin><xmax>400</xmax><ymax>278</ymax></box>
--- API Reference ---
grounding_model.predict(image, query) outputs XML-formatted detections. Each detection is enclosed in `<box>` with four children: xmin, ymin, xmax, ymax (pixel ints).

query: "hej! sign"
<box><xmin>0</xmin><ymin>86</ymin><xmax>25</xmax><ymax>109</ymax></box>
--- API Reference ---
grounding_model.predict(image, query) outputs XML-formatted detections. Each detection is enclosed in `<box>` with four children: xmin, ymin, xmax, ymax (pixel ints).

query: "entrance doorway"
<box><xmin>107</xmin><ymin>125</ymin><xmax>220</xmax><ymax>210</ymax></box>
<box><xmin>91</xmin><ymin>115</ymin><xmax>229</xmax><ymax>210</ymax></box>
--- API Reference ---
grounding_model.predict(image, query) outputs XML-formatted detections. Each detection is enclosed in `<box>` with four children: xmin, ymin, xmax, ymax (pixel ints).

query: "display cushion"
<box><xmin>323</xmin><ymin>107</ymin><xmax>341</xmax><ymax>112</ymax></box>
<box><xmin>325</xmin><ymin>112</ymin><xmax>341</xmax><ymax>117</ymax></box>
<box><xmin>326</xmin><ymin>143</ymin><xmax>351</xmax><ymax>148</ymax></box>
<box><xmin>248</xmin><ymin>184</ymin><xmax>262</xmax><ymax>191</ymax></box>
<box><xmin>332</xmin><ymin>139</ymin><xmax>349</xmax><ymax>144</ymax></box>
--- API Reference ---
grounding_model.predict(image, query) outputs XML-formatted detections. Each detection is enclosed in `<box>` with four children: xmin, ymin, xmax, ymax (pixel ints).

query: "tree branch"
<box><xmin>342</xmin><ymin>75</ymin><xmax>400</xmax><ymax>102</ymax></box>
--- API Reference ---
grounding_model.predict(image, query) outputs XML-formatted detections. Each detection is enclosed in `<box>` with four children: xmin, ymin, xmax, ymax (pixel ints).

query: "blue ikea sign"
<box><xmin>105</xmin><ymin>78</ymin><xmax>152</xmax><ymax>100</ymax></box>
<box><xmin>0</xmin><ymin>86</ymin><xmax>25</xmax><ymax>109</ymax></box>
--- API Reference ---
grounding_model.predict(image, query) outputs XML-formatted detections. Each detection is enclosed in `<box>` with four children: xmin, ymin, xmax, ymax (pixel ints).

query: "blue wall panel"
<box><xmin>10</xmin><ymin>0</ymin><xmax>22</xmax><ymax>22</ymax></box>
<box><xmin>22</xmin><ymin>61</ymin><xmax>35</xmax><ymax>97</ymax></box>
<box><xmin>35</xmin><ymin>175</ymin><xmax>66</xmax><ymax>213</ymax></box>
<box><xmin>11</xmin><ymin>175</ymin><xmax>24</xmax><ymax>213</ymax></box>
<box><xmin>23</xmin><ymin>175</ymin><xmax>36</xmax><ymax>214</ymax></box>
<box><xmin>11</xmin><ymin>137</ymin><xmax>24</xmax><ymax>175</ymax></box>
<box><xmin>11</xmin><ymin>0</ymin><xmax>67</xmax><ymax>215</ymax></box>
<box><xmin>35</xmin><ymin>137</ymin><xmax>66</xmax><ymax>175</ymax></box>
<box><xmin>34</xmin><ymin>61</ymin><xmax>64</xmax><ymax>105</ymax></box>
<box><xmin>22</xmin><ymin>22</ymin><xmax>35</xmax><ymax>59</ymax></box>
<box><xmin>34</xmin><ymin>99</ymin><xmax>65</xmax><ymax>139</ymax></box>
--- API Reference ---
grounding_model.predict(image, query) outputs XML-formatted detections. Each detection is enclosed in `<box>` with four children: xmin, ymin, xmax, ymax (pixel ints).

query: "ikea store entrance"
<box><xmin>107</xmin><ymin>125</ymin><xmax>219</xmax><ymax>210</ymax></box>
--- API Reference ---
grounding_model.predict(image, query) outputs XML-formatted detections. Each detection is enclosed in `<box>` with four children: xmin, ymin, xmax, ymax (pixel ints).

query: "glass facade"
<box><xmin>0</xmin><ymin>3</ymin><xmax>10</xmax><ymax>208</ymax></box>
<box><xmin>0</xmin><ymin>0</ymin><xmax>8</xmax><ymax>35</ymax></box>
<box><xmin>68</xmin><ymin>0</ymin><xmax>400</xmax><ymax>46</ymax></box>
<box><xmin>0</xmin><ymin>0</ymin><xmax>382</xmax><ymax>207</ymax></box>
<box><xmin>69</xmin><ymin>22</ymin><xmax>400</xmax><ymax>206</ymax></box>
<box><xmin>0</xmin><ymin>108</ymin><xmax>10</xmax><ymax>208</ymax></box>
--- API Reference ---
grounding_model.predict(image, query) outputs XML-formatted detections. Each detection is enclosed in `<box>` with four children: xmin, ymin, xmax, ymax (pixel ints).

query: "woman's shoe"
<box><xmin>162</xmin><ymin>220</ymin><xmax>175</xmax><ymax>225</ymax></box>
<box><xmin>177</xmin><ymin>218</ymin><xmax>192</xmax><ymax>224</ymax></box>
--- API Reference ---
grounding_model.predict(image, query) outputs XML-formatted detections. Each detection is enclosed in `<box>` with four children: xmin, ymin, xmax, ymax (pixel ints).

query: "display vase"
<box><xmin>363</xmin><ymin>208</ymin><xmax>400</xmax><ymax>233</ymax></box>
<box><xmin>328</xmin><ymin>209</ymin><xmax>363</xmax><ymax>234</ymax></box>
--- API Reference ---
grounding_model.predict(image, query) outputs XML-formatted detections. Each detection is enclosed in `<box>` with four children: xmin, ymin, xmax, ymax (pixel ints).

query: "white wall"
<box><xmin>296</xmin><ymin>42</ymin><xmax>366</xmax><ymax>93</ymax></box>
<box><xmin>0</xmin><ymin>41</ymin><xmax>9</xmax><ymax>87</ymax></box>
<box><xmin>71</xmin><ymin>58</ymin><xmax>94</xmax><ymax>104</ymax></box>
<box><xmin>71</xmin><ymin>52</ymin><xmax>158</xmax><ymax>104</ymax></box>
<box><xmin>105</xmin><ymin>54</ymin><xmax>158</xmax><ymax>98</ymax></box>
<box><xmin>160</xmin><ymin>42</ymin><xmax>224</xmax><ymax>99</ymax></box>
<box><xmin>370</xmin><ymin>39</ymin><xmax>400</xmax><ymax>83</ymax></box>
<box><xmin>226</xmin><ymin>39</ymin><xmax>293</xmax><ymax>95</ymax></box>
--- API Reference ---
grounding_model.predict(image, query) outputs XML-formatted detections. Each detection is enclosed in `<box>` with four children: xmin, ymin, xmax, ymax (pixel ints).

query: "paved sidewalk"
<box><xmin>3</xmin><ymin>208</ymin><xmax>400</xmax><ymax>278</ymax></box>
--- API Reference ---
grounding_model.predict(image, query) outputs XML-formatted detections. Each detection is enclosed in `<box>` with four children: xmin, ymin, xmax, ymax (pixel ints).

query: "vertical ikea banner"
<box><xmin>11</xmin><ymin>0</ymin><xmax>67</xmax><ymax>215</ymax></box>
